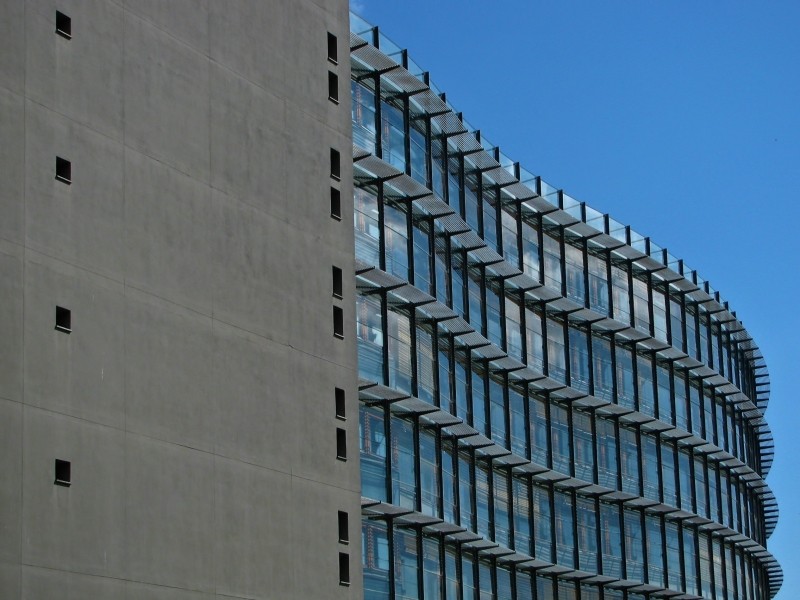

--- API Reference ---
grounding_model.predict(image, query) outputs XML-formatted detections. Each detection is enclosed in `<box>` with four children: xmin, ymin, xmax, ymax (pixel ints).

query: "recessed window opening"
<box><xmin>328</xmin><ymin>71</ymin><xmax>339</xmax><ymax>104</ymax></box>
<box><xmin>336</xmin><ymin>427</ymin><xmax>347</xmax><ymax>460</ymax></box>
<box><xmin>333</xmin><ymin>306</ymin><xmax>344</xmax><ymax>339</ymax></box>
<box><xmin>330</xmin><ymin>148</ymin><xmax>340</xmax><ymax>181</ymax></box>
<box><xmin>56</xmin><ymin>11</ymin><xmax>71</xmax><ymax>39</ymax></box>
<box><xmin>327</xmin><ymin>32</ymin><xmax>338</xmax><ymax>64</ymax></box>
<box><xmin>335</xmin><ymin>387</ymin><xmax>346</xmax><ymax>420</ymax></box>
<box><xmin>338</xmin><ymin>552</ymin><xmax>350</xmax><ymax>585</ymax></box>
<box><xmin>330</xmin><ymin>187</ymin><xmax>341</xmax><ymax>220</ymax></box>
<box><xmin>55</xmin><ymin>459</ymin><xmax>71</xmax><ymax>486</ymax></box>
<box><xmin>56</xmin><ymin>156</ymin><xmax>72</xmax><ymax>184</ymax></box>
<box><xmin>332</xmin><ymin>266</ymin><xmax>343</xmax><ymax>299</ymax></box>
<box><xmin>338</xmin><ymin>510</ymin><xmax>349</xmax><ymax>543</ymax></box>
<box><xmin>55</xmin><ymin>306</ymin><xmax>72</xmax><ymax>333</ymax></box>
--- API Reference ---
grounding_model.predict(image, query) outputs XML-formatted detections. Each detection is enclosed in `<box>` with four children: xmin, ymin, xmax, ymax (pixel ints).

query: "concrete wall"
<box><xmin>0</xmin><ymin>1</ymin><xmax>360</xmax><ymax>598</ymax></box>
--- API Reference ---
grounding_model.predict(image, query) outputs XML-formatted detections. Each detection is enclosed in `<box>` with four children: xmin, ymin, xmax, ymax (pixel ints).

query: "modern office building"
<box><xmin>0</xmin><ymin>2</ymin><xmax>780</xmax><ymax>600</ymax></box>
<box><xmin>349</xmin><ymin>12</ymin><xmax>781</xmax><ymax>600</ymax></box>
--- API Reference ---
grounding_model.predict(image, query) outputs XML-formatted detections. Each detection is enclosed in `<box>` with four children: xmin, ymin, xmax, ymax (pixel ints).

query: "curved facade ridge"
<box><xmin>349</xmin><ymin>11</ymin><xmax>781</xmax><ymax>600</ymax></box>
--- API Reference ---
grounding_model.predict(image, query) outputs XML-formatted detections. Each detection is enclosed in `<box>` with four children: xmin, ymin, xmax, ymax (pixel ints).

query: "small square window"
<box><xmin>335</xmin><ymin>387</ymin><xmax>346</xmax><ymax>420</ymax></box>
<box><xmin>327</xmin><ymin>32</ymin><xmax>338</xmax><ymax>64</ymax></box>
<box><xmin>338</xmin><ymin>511</ymin><xmax>349</xmax><ymax>544</ymax></box>
<box><xmin>55</xmin><ymin>459</ymin><xmax>71</xmax><ymax>487</ymax></box>
<box><xmin>338</xmin><ymin>552</ymin><xmax>350</xmax><ymax>586</ymax></box>
<box><xmin>330</xmin><ymin>187</ymin><xmax>341</xmax><ymax>220</ymax></box>
<box><xmin>55</xmin><ymin>306</ymin><xmax>71</xmax><ymax>333</ymax></box>
<box><xmin>336</xmin><ymin>427</ymin><xmax>347</xmax><ymax>460</ymax></box>
<box><xmin>333</xmin><ymin>306</ymin><xmax>344</xmax><ymax>339</ymax></box>
<box><xmin>332</xmin><ymin>266</ymin><xmax>343</xmax><ymax>299</ymax></box>
<box><xmin>56</xmin><ymin>156</ymin><xmax>71</xmax><ymax>184</ymax></box>
<box><xmin>56</xmin><ymin>11</ymin><xmax>72</xmax><ymax>39</ymax></box>
<box><xmin>328</xmin><ymin>71</ymin><xmax>339</xmax><ymax>104</ymax></box>
<box><xmin>330</xmin><ymin>148</ymin><xmax>340</xmax><ymax>181</ymax></box>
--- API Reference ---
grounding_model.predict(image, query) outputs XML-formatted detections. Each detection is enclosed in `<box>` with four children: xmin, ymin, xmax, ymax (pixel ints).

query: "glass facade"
<box><xmin>351</xmin><ymin>14</ymin><xmax>780</xmax><ymax>600</ymax></box>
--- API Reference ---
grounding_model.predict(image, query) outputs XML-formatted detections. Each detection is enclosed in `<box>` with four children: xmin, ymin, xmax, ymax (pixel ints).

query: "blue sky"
<box><xmin>353</xmin><ymin>1</ymin><xmax>800</xmax><ymax>597</ymax></box>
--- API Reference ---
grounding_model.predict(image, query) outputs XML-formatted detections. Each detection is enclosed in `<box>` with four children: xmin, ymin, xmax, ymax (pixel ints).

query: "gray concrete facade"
<box><xmin>0</xmin><ymin>1</ymin><xmax>360</xmax><ymax>598</ymax></box>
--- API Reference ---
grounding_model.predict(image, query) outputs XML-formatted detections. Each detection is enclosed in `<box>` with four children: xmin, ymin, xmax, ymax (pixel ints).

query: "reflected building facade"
<box><xmin>350</xmin><ymin>13</ymin><xmax>781</xmax><ymax>600</ymax></box>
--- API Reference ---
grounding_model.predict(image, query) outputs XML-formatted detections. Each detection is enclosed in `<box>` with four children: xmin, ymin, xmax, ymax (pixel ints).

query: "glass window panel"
<box><xmin>587</xmin><ymin>252</ymin><xmax>609</xmax><ymax>315</ymax></box>
<box><xmin>462</xmin><ymin>552</ymin><xmax>476</xmax><ymax>600</ymax></box>
<box><xmin>592</xmin><ymin>335</ymin><xmax>613</xmax><ymax>402</ymax></box>
<box><xmin>481</xmin><ymin>181</ymin><xmax>499</xmax><ymax>251</ymax></box>
<box><xmin>533</xmin><ymin>484</ymin><xmax>552</xmax><ymax>561</ymax></box>
<box><xmin>391</xmin><ymin>417</ymin><xmax>416</xmax><ymax>510</ymax></box>
<box><xmin>471</xmin><ymin>365</ymin><xmax>487</xmax><ymax>434</ymax></box>
<box><xmin>564</xmin><ymin>242</ymin><xmax>585</xmax><ymax>304</ymax></box>
<box><xmin>653</xmin><ymin>287</ymin><xmax>668</xmax><ymax>342</ymax></box>
<box><xmin>699</xmin><ymin>532</ymin><xmax>713</xmax><ymax>600</ymax></box>
<box><xmin>662</xmin><ymin>442</ymin><xmax>677</xmax><ymax>507</ymax></box>
<box><xmin>642</xmin><ymin>434</ymin><xmax>659</xmax><ymax>502</ymax></box>
<box><xmin>611</xmin><ymin>263</ymin><xmax>630</xmax><ymax>325</ymax></box>
<box><xmin>508</xmin><ymin>386</ymin><xmax>527</xmax><ymax>458</ymax></box>
<box><xmin>670</xmin><ymin>297</ymin><xmax>684</xmax><ymax>351</ymax></box>
<box><xmin>467</xmin><ymin>268</ymin><xmax>483</xmax><ymax>333</ymax></box>
<box><xmin>464</xmin><ymin>171</ymin><xmax>480</xmax><ymax>231</ymax></box>
<box><xmin>573</xmin><ymin>409</ymin><xmax>594</xmax><ymax>482</ymax></box>
<box><xmin>442</xmin><ymin>440</ymin><xmax>457</xmax><ymax>524</ymax></box>
<box><xmin>501</xmin><ymin>205</ymin><xmax>519</xmax><ymax>267</ymax></box>
<box><xmin>547</xmin><ymin>317</ymin><xmax>566</xmax><ymax>383</ymax></box>
<box><xmin>416</xmin><ymin>324</ymin><xmax>435</xmax><ymax>404</ymax></box>
<box><xmin>423</xmin><ymin>536</ymin><xmax>442</xmax><ymax>600</ymax></box>
<box><xmin>619</xmin><ymin>427</ymin><xmax>639</xmax><ymax>495</ymax></box>
<box><xmin>636</xmin><ymin>353</ymin><xmax>655</xmax><ymax>416</ymax></box>
<box><xmin>646</xmin><ymin>514</ymin><xmax>665</xmax><ymax>587</ymax></box>
<box><xmin>419</xmin><ymin>428</ymin><xmax>439</xmax><ymax>517</ymax></box>
<box><xmin>695</xmin><ymin>456</ymin><xmax>708</xmax><ymax>519</ymax></box>
<box><xmin>543</xmin><ymin>231</ymin><xmax>562</xmax><ymax>291</ymax></box>
<box><xmin>394</xmin><ymin>527</ymin><xmax>419</xmax><ymax>600</ymax></box>
<box><xmin>550</xmin><ymin>402</ymin><xmax>570</xmax><ymax>475</ymax></box>
<box><xmin>451</xmin><ymin>253</ymin><xmax>467</xmax><ymax>318</ymax></box>
<box><xmin>516</xmin><ymin>569</ymin><xmax>532</xmax><ymax>600</ymax></box>
<box><xmin>387</xmin><ymin>310</ymin><xmax>412</xmax><ymax>394</ymax></box>
<box><xmin>384</xmin><ymin>201</ymin><xmax>409</xmax><ymax>281</ymax></box>
<box><xmin>459</xmin><ymin>454</ymin><xmax>474</xmax><ymax>529</ymax></box>
<box><xmin>666</xmin><ymin>521</ymin><xmax>682</xmax><ymax>590</ymax></box>
<box><xmin>360</xmin><ymin>404</ymin><xmax>387</xmax><ymax>501</ymax></box>
<box><xmin>559</xmin><ymin>580</ymin><xmax>577</xmax><ymax>600</ymax></box>
<box><xmin>496</xmin><ymin>566</ymin><xmax>511</xmax><ymax>600</ymax></box>
<box><xmin>690</xmin><ymin>382</ymin><xmax>703</xmax><ymax>437</ymax></box>
<box><xmin>600</xmin><ymin>502</ymin><xmax>622</xmax><ymax>578</ymax></box>
<box><xmin>577</xmin><ymin>496</ymin><xmax>597</xmax><ymax>572</ymax></box>
<box><xmin>494</xmin><ymin>469</ymin><xmax>510</xmax><ymax>547</ymax></box>
<box><xmin>352</xmin><ymin>80</ymin><xmax>377</xmax><ymax>152</ymax></box>
<box><xmin>525</xmin><ymin>306</ymin><xmax>545</xmax><ymax>373</ymax></box>
<box><xmin>679</xmin><ymin>450</ymin><xmax>692</xmax><ymax>512</ymax></box>
<box><xmin>381</xmin><ymin>99</ymin><xmax>406</xmax><ymax>171</ymax></box>
<box><xmin>596</xmin><ymin>417</ymin><xmax>617</xmax><ymax>489</ymax></box>
<box><xmin>475</xmin><ymin>462</ymin><xmax>491</xmax><ymax>539</ymax></box>
<box><xmin>354</xmin><ymin>186</ymin><xmax>381</xmax><ymax>265</ymax></box>
<box><xmin>357</xmin><ymin>293</ymin><xmax>384</xmax><ymax>383</ymax></box>
<box><xmin>485</xmin><ymin>281</ymin><xmax>503</xmax><ymax>348</ymax></box>
<box><xmin>685</xmin><ymin>307</ymin><xmax>698</xmax><ymax>359</ymax></box>
<box><xmin>445</xmin><ymin>546</ymin><xmax>459</xmax><ymax>600</ymax></box>
<box><xmin>521</xmin><ymin>216</ymin><xmax>540</xmax><ymax>281</ymax></box>
<box><xmin>513</xmin><ymin>477</ymin><xmax>531</xmax><ymax>554</ymax></box>
<box><xmin>505</xmin><ymin>295</ymin><xmax>523</xmax><ymax>361</ymax></box>
<box><xmin>530</xmin><ymin>394</ymin><xmax>549</xmax><ymax>467</ymax></box>
<box><xmin>478</xmin><ymin>561</ymin><xmax>493</xmax><ymax>600</ymax></box>
<box><xmin>554</xmin><ymin>490</ymin><xmax>575</xmax><ymax>567</ymax></box>
<box><xmin>684</xmin><ymin>526</ymin><xmax>699</xmax><ymax>596</ymax></box>
<box><xmin>537</xmin><ymin>574</ymin><xmax>554</xmax><ymax>600</ymax></box>
<box><xmin>409</xmin><ymin>121</ymin><xmax>428</xmax><ymax>185</ymax></box>
<box><xmin>657</xmin><ymin>363</ymin><xmax>674</xmax><ymax>425</ymax></box>
<box><xmin>624</xmin><ymin>509</ymin><xmax>644</xmax><ymax>581</ymax></box>
<box><xmin>413</xmin><ymin>219</ymin><xmax>432</xmax><ymax>294</ymax></box>
<box><xmin>632</xmin><ymin>277</ymin><xmax>650</xmax><ymax>333</ymax></box>
<box><xmin>674</xmin><ymin>370</ymin><xmax>689</xmax><ymax>431</ymax></box>
<box><xmin>615</xmin><ymin>343</ymin><xmax>635</xmax><ymax>409</ymax></box>
<box><xmin>438</xmin><ymin>335</ymin><xmax>452</xmax><ymax>412</ymax></box>
<box><xmin>568</xmin><ymin>327</ymin><xmax>590</xmax><ymax>393</ymax></box>
<box><xmin>454</xmin><ymin>353</ymin><xmax>469</xmax><ymax>421</ymax></box>
<box><xmin>363</xmin><ymin>520</ymin><xmax>391</xmax><ymax>600</ymax></box>
<box><xmin>489</xmin><ymin>376</ymin><xmax>506</xmax><ymax>447</ymax></box>
<box><xmin>432</xmin><ymin>137</ymin><xmax>446</xmax><ymax>201</ymax></box>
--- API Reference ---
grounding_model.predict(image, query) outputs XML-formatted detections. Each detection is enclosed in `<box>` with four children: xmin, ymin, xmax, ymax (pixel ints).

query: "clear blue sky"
<box><xmin>353</xmin><ymin>1</ymin><xmax>800</xmax><ymax>597</ymax></box>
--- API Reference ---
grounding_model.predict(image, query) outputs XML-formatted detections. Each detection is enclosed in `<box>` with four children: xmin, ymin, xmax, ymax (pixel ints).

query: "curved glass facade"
<box><xmin>350</xmin><ymin>13</ymin><xmax>780</xmax><ymax>600</ymax></box>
